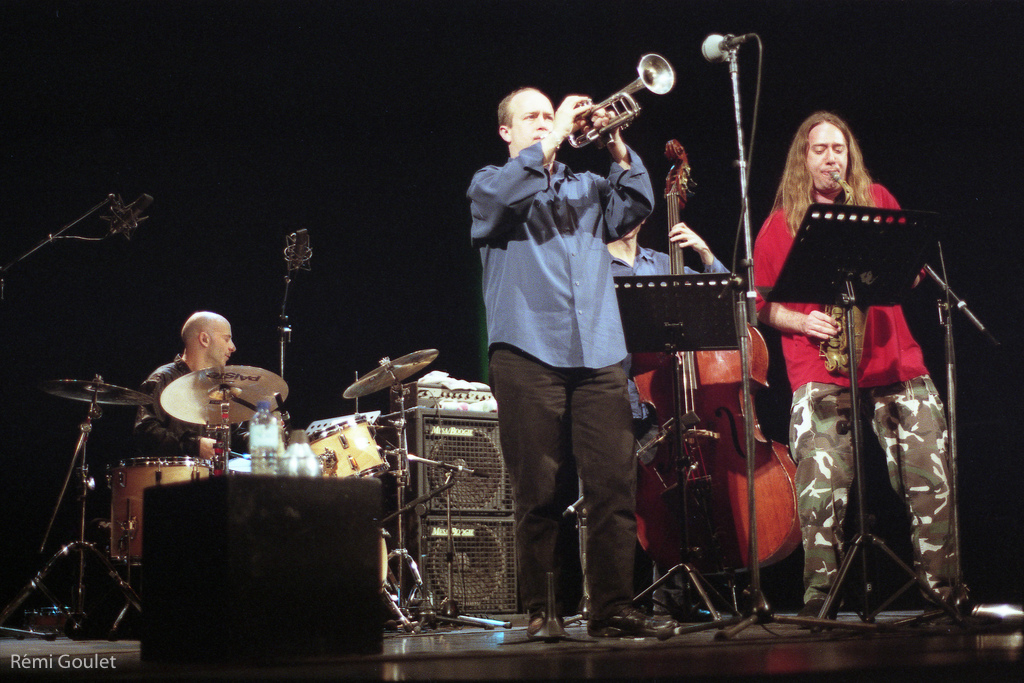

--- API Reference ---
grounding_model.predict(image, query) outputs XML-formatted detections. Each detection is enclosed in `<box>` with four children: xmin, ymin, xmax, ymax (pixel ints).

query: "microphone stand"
<box><xmin>663</xmin><ymin>44</ymin><xmax>774</xmax><ymax>640</ymax></box>
<box><xmin>0</xmin><ymin>195</ymin><xmax>114</xmax><ymax>301</ymax></box>
<box><xmin>902</xmin><ymin>251</ymin><xmax>1000</xmax><ymax>618</ymax></box>
<box><xmin>651</xmin><ymin>43</ymin><xmax>767</xmax><ymax>640</ymax></box>
<box><xmin>278</xmin><ymin>274</ymin><xmax>293</xmax><ymax>379</ymax></box>
<box><xmin>716</xmin><ymin>42</ymin><xmax>779</xmax><ymax>635</ymax></box>
<box><xmin>380</xmin><ymin>457</ymin><xmax>509</xmax><ymax>630</ymax></box>
<box><xmin>562</xmin><ymin>492</ymin><xmax>590</xmax><ymax>627</ymax></box>
<box><xmin>278</xmin><ymin>231</ymin><xmax>311</xmax><ymax>379</ymax></box>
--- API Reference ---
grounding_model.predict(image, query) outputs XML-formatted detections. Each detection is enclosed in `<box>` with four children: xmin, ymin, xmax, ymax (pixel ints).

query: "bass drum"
<box><xmin>109</xmin><ymin>457</ymin><xmax>211</xmax><ymax>562</ymax></box>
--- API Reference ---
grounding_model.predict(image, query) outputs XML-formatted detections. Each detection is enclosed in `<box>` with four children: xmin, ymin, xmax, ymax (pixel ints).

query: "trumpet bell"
<box><xmin>638</xmin><ymin>53</ymin><xmax>675</xmax><ymax>95</ymax></box>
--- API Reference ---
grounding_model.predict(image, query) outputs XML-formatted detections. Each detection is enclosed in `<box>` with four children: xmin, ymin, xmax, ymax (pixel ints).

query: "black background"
<box><xmin>2</xmin><ymin>0</ymin><xmax>1021</xmax><ymax>616</ymax></box>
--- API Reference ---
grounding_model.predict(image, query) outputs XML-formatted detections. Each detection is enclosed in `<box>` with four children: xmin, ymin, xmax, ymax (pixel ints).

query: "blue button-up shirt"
<box><xmin>468</xmin><ymin>142</ymin><xmax>654</xmax><ymax>369</ymax></box>
<box><xmin>609</xmin><ymin>245</ymin><xmax>729</xmax><ymax>280</ymax></box>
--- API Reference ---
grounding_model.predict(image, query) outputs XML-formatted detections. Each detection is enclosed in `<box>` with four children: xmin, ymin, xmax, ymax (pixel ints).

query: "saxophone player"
<box><xmin>753</xmin><ymin>112</ymin><xmax>956</xmax><ymax>618</ymax></box>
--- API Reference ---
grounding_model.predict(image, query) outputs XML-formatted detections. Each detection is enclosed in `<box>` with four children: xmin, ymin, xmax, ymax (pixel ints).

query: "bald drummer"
<box><xmin>132</xmin><ymin>311</ymin><xmax>237</xmax><ymax>461</ymax></box>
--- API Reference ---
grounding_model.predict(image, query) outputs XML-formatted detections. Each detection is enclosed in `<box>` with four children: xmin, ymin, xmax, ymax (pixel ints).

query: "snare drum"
<box><xmin>308</xmin><ymin>418</ymin><xmax>385</xmax><ymax>477</ymax></box>
<box><xmin>109</xmin><ymin>457</ymin><xmax>211</xmax><ymax>562</ymax></box>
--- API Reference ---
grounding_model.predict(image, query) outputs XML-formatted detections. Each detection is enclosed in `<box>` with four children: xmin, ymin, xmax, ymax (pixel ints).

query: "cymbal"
<box><xmin>343</xmin><ymin>349</ymin><xmax>438</xmax><ymax>399</ymax></box>
<box><xmin>160</xmin><ymin>365</ymin><xmax>288</xmax><ymax>425</ymax></box>
<box><xmin>40</xmin><ymin>379</ymin><xmax>154</xmax><ymax>406</ymax></box>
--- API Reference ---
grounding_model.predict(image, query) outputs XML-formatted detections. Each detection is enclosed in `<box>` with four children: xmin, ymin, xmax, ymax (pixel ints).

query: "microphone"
<box><xmin>284</xmin><ymin>229</ymin><xmax>312</xmax><ymax>271</ymax></box>
<box><xmin>562</xmin><ymin>495</ymin><xmax>585</xmax><ymax>518</ymax></box>
<box><xmin>106</xmin><ymin>193</ymin><xmax>153</xmax><ymax>239</ymax></box>
<box><xmin>702</xmin><ymin>33</ymin><xmax>756</xmax><ymax>63</ymax></box>
<box><xmin>924</xmin><ymin>263</ymin><xmax>1000</xmax><ymax>346</ymax></box>
<box><xmin>406</xmin><ymin>453</ymin><xmax>490</xmax><ymax>477</ymax></box>
<box><xmin>451</xmin><ymin>458</ymin><xmax>489</xmax><ymax>478</ymax></box>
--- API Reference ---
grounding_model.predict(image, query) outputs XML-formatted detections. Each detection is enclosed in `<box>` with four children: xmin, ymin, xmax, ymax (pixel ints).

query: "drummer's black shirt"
<box><xmin>132</xmin><ymin>355</ymin><xmax>205</xmax><ymax>459</ymax></box>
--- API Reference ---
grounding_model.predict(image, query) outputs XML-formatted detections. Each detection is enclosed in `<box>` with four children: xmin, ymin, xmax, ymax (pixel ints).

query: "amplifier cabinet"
<box><xmin>408</xmin><ymin>409</ymin><xmax>512</xmax><ymax>515</ymax></box>
<box><xmin>418</xmin><ymin>515</ymin><xmax>518</xmax><ymax>614</ymax></box>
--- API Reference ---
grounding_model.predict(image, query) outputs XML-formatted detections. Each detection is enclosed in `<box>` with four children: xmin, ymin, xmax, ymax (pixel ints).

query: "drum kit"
<box><xmin>0</xmin><ymin>348</ymin><xmax>502</xmax><ymax>638</ymax></box>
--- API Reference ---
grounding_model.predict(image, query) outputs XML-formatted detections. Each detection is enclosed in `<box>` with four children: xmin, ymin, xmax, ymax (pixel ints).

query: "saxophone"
<box><xmin>819</xmin><ymin>171</ymin><xmax>867</xmax><ymax>377</ymax></box>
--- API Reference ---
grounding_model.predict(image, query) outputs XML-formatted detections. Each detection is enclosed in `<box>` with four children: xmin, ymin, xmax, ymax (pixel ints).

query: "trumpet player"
<box><xmin>753</xmin><ymin>111</ymin><xmax>956</xmax><ymax>618</ymax></box>
<box><xmin>468</xmin><ymin>86</ymin><xmax>668</xmax><ymax>638</ymax></box>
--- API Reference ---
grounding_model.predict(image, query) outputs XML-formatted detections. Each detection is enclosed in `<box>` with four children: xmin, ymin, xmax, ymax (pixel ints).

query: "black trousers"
<box><xmin>489</xmin><ymin>347</ymin><xmax>636</xmax><ymax>620</ymax></box>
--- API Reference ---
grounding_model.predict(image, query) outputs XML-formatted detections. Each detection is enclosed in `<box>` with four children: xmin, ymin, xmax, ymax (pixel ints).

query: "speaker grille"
<box><xmin>420</xmin><ymin>517</ymin><xmax>517</xmax><ymax>614</ymax></box>
<box><xmin>413</xmin><ymin>411</ymin><xmax>511</xmax><ymax>514</ymax></box>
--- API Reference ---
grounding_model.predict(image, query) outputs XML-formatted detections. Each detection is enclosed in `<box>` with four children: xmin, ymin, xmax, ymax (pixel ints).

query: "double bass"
<box><xmin>633</xmin><ymin>140</ymin><xmax>800</xmax><ymax>575</ymax></box>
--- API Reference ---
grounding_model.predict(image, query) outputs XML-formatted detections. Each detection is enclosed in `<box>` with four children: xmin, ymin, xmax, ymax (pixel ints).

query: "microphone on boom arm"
<box><xmin>701</xmin><ymin>33</ymin><xmax>757</xmax><ymax>63</ymax></box>
<box><xmin>284</xmin><ymin>229</ymin><xmax>312</xmax><ymax>272</ymax></box>
<box><xmin>105</xmin><ymin>193</ymin><xmax>153</xmax><ymax>239</ymax></box>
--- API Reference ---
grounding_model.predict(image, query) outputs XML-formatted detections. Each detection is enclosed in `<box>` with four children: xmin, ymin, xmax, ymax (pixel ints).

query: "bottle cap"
<box><xmin>256</xmin><ymin>400</ymin><xmax>271</xmax><ymax>411</ymax></box>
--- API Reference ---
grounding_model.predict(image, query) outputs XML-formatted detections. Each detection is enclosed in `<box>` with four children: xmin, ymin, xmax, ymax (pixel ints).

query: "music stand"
<box><xmin>765</xmin><ymin>204</ymin><xmax>960</xmax><ymax>625</ymax></box>
<box><xmin>616</xmin><ymin>274</ymin><xmax>744</xmax><ymax>626</ymax></box>
<box><xmin>616</xmin><ymin>274</ymin><xmax>739</xmax><ymax>353</ymax></box>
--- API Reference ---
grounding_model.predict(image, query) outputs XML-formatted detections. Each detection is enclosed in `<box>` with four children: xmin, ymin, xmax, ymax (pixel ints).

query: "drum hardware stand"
<box><xmin>352</xmin><ymin>371</ymin><xmax>360</xmax><ymax>414</ymax></box>
<box><xmin>388</xmin><ymin>374</ymin><xmax>413</xmax><ymax>609</ymax></box>
<box><xmin>0</xmin><ymin>379</ymin><xmax>142</xmax><ymax>639</ymax></box>
<box><xmin>207</xmin><ymin>383</ymin><xmax>240</xmax><ymax>475</ymax></box>
<box><xmin>378</xmin><ymin>452</ymin><xmax>449</xmax><ymax>629</ymax></box>
<box><xmin>341</xmin><ymin>350</ymin><xmax>443</xmax><ymax>629</ymax></box>
<box><xmin>381</xmin><ymin>533</ymin><xmax>422</xmax><ymax>633</ymax></box>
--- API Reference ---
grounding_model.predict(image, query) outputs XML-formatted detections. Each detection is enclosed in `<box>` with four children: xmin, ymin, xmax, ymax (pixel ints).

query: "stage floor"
<box><xmin>2</xmin><ymin>610</ymin><xmax>1021</xmax><ymax>682</ymax></box>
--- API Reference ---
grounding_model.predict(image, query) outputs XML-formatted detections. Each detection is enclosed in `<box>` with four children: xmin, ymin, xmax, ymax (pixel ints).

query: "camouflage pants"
<box><xmin>789</xmin><ymin>376</ymin><xmax>955</xmax><ymax>604</ymax></box>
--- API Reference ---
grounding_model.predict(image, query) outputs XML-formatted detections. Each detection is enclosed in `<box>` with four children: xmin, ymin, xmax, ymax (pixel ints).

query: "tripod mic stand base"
<box><xmin>635</xmin><ymin>561</ymin><xmax>738</xmax><ymax>623</ymax></box>
<box><xmin>523</xmin><ymin>572</ymin><xmax>580</xmax><ymax>642</ymax></box>
<box><xmin>527</xmin><ymin>614</ymin><xmax>569</xmax><ymax>642</ymax></box>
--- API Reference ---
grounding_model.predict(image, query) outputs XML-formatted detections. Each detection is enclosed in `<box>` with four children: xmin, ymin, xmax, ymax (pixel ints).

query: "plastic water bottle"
<box><xmin>283</xmin><ymin>430</ymin><xmax>322</xmax><ymax>477</ymax></box>
<box><xmin>249</xmin><ymin>400</ymin><xmax>281</xmax><ymax>475</ymax></box>
<box><xmin>296</xmin><ymin>431</ymin><xmax>324</xmax><ymax>477</ymax></box>
<box><xmin>281</xmin><ymin>431</ymin><xmax>301</xmax><ymax>476</ymax></box>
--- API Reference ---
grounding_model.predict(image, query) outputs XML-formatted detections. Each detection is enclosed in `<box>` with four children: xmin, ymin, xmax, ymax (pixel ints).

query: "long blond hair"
<box><xmin>772</xmin><ymin>111</ymin><xmax>876</xmax><ymax>236</ymax></box>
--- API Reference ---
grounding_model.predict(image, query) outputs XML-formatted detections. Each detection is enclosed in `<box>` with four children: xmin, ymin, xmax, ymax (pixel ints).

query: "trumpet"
<box><xmin>567</xmin><ymin>54</ymin><xmax>676</xmax><ymax>148</ymax></box>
